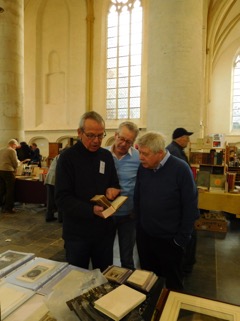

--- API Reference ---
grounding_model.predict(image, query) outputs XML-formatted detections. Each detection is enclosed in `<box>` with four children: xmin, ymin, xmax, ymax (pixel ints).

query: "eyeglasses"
<box><xmin>82</xmin><ymin>130</ymin><xmax>106</xmax><ymax>140</ymax></box>
<box><xmin>117</xmin><ymin>135</ymin><xmax>134</xmax><ymax>145</ymax></box>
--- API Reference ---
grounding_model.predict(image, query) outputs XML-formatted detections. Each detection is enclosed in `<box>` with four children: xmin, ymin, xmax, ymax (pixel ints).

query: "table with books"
<box><xmin>14</xmin><ymin>176</ymin><xmax>47</xmax><ymax>205</ymax></box>
<box><xmin>0</xmin><ymin>250</ymin><xmax>164</xmax><ymax>321</ymax></box>
<box><xmin>198</xmin><ymin>190</ymin><xmax>240</xmax><ymax>218</ymax></box>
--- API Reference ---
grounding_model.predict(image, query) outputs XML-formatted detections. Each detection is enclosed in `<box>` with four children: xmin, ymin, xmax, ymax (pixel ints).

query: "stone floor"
<box><xmin>0</xmin><ymin>204</ymin><xmax>240</xmax><ymax>308</ymax></box>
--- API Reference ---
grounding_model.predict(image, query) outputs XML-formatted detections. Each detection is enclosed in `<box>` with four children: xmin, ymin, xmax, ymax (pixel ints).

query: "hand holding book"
<box><xmin>91</xmin><ymin>195</ymin><xmax>128</xmax><ymax>218</ymax></box>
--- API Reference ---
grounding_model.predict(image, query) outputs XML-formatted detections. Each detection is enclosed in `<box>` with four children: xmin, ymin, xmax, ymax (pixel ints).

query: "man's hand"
<box><xmin>106</xmin><ymin>187</ymin><xmax>120</xmax><ymax>201</ymax></box>
<box><xmin>93</xmin><ymin>205</ymin><xmax>111</xmax><ymax>219</ymax></box>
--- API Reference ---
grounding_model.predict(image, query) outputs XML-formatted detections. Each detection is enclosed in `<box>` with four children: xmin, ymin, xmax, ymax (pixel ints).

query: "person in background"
<box><xmin>134</xmin><ymin>131</ymin><xmax>199</xmax><ymax>290</ymax></box>
<box><xmin>166</xmin><ymin>127</ymin><xmax>193</xmax><ymax>163</ymax></box>
<box><xmin>106</xmin><ymin>121</ymin><xmax>140</xmax><ymax>269</ymax></box>
<box><xmin>55</xmin><ymin>111</ymin><xmax>121</xmax><ymax>271</ymax></box>
<box><xmin>44</xmin><ymin>145</ymin><xmax>69</xmax><ymax>223</ymax></box>
<box><xmin>30</xmin><ymin>143</ymin><xmax>41</xmax><ymax>166</ymax></box>
<box><xmin>16</xmin><ymin>142</ymin><xmax>32</xmax><ymax>162</ymax></box>
<box><xmin>166</xmin><ymin>127</ymin><xmax>197</xmax><ymax>275</ymax></box>
<box><xmin>0</xmin><ymin>139</ymin><xmax>28</xmax><ymax>214</ymax></box>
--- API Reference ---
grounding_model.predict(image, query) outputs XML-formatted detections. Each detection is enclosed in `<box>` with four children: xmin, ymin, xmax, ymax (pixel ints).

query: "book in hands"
<box><xmin>94</xmin><ymin>284</ymin><xmax>146</xmax><ymax>321</ymax></box>
<box><xmin>90</xmin><ymin>195</ymin><xmax>128</xmax><ymax>218</ymax></box>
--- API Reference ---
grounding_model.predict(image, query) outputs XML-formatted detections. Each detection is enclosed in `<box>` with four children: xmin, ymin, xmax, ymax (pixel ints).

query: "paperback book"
<box><xmin>90</xmin><ymin>195</ymin><xmax>128</xmax><ymax>218</ymax></box>
<box><xmin>5</xmin><ymin>257</ymin><xmax>68</xmax><ymax>291</ymax></box>
<box><xmin>0</xmin><ymin>250</ymin><xmax>35</xmax><ymax>278</ymax></box>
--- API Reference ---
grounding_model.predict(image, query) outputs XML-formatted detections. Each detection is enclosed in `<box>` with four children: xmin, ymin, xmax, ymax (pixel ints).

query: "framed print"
<box><xmin>5</xmin><ymin>257</ymin><xmax>68</xmax><ymax>291</ymax></box>
<box><xmin>0</xmin><ymin>250</ymin><xmax>35</xmax><ymax>277</ymax></box>
<box><xmin>152</xmin><ymin>289</ymin><xmax>240</xmax><ymax>321</ymax></box>
<box><xmin>103</xmin><ymin>265</ymin><xmax>133</xmax><ymax>284</ymax></box>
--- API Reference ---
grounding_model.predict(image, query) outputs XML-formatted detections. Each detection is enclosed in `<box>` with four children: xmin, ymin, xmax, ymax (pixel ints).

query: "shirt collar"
<box><xmin>111</xmin><ymin>145</ymin><xmax>133</xmax><ymax>159</ymax></box>
<box><xmin>154</xmin><ymin>150</ymin><xmax>170</xmax><ymax>170</ymax></box>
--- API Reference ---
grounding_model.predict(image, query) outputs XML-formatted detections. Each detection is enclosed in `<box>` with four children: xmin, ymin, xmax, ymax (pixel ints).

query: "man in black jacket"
<box><xmin>55</xmin><ymin>111</ymin><xmax>120</xmax><ymax>271</ymax></box>
<box><xmin>166</xmin><ymin>127</ymin><xmax>197</xmax><ymax>275</ymax></box>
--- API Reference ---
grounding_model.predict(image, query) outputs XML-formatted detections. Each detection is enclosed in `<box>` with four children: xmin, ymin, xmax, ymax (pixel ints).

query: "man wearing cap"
<box><xmin>166</xmin><ymin>127</ymin><xmax>193</xmax><ymax>164</ymax></box>
<box><xmin>167</xmin><ymin>128</ymin><xmax>197</xmax><ymax>276</ymax></box>
<box><xmin>0</xmin><ymin>139</ymin><xmax>22</xmax><ymax>213</ymax></box>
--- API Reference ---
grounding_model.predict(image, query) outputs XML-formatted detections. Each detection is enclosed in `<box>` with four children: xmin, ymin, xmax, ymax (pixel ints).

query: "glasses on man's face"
<box><xmin>117</xmin><ymin>134</ymin><xmax>133</xmax><ymax>145</ymax></box>
<box><xmin>82</xmin><ymin>130</ymin><xmax>106</xmax><ymax>140</ymax></box>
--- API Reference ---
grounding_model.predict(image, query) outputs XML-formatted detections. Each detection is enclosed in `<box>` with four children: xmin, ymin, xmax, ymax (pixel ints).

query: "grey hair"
<box><xmin>117</xmin><ymin>121</ymin><xmax>139</xmax><ymax>139</ymax></box>
<box><xmin>79</xmin><ymin>111</ymin><xmax>105</xmax><ymax>130</ymax></box>
<box><xmin>137</xmin><ymin>131</ymin><xmax>166</xmax><ymax>154</ymax></box>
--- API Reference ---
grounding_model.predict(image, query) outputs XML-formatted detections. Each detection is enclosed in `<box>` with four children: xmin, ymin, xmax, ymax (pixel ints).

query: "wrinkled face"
<box><xmin>78</xmin><ymin>119</ymin><xmax>105</xmax><ymax>152</ymax></box>
<box><xmin>177</xmin><ymin>135</ymin><xmax>190</xmax><ymax>148</ymax></box>
<box><xmin>138</xmin><ymin>146</ymin><xmax>164</xmax><ymax>169</ymax></box>
<box><xmin>113</xmin><ymin>126</ymin><xmax>136</xmax><ymax>157</ymax></box>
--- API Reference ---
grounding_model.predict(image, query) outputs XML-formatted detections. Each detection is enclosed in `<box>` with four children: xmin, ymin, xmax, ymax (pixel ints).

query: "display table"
<box><xmin>198</xmin><ymin>190</ymin><xmax>240</xmax><ymax>218</ymax></box>
<box><xmin>15</xmin><ymin>177</ymin><xmax>47</xmax><ymax>204</ymax></box>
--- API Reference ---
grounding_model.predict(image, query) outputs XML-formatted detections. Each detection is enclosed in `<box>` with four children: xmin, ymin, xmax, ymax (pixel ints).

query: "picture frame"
<box><xmin>5</xmin><ymin>257</ymin><xmax>68</xmax><ymax>291</ymax></box>
<box><xmin>0</xmin><ymin>250</ymin><xmax>35</xmax><ymax>278</ymax></box>
<box><xmin>152</xmin><ymin>289</ymin><xmax>240</xmax><ymax>321</ymax></box>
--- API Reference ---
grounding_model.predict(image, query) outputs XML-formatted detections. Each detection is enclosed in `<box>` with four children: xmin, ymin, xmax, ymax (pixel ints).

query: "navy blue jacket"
<box><xmin>134</xmin><ymin>155</ymin><xmax>199</xmax><ymax>247</ymax></box>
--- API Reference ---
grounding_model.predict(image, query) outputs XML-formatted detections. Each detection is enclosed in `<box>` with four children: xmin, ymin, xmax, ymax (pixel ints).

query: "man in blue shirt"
<box><xmin>107</xmin><ymin>122</ymin><xmax>140</xmax><ymax>269</ymax></box>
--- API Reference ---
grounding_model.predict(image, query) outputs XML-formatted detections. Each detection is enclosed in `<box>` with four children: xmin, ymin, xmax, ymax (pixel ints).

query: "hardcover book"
<box><xmin>5</xmin><ymin>257</ymin><xmax>68</xmax><ymax>291</ymax></box>
<box><xmin>126</xmin><ymin>269</ymin><xmax>158</xmax><ymax>293</ymax></box>
<box><xmin>103</xmin><ymin>265</ymin><xmax>133</xmax><ymax>284</ymax></box>
<box><xmin>90</xmin><ymin>195</ymin><xmax>128</xmax><ymax>218</ymax></box>
<box><xmin>0</xmin><ymin>250</ymin><xmax>35</xmax><ymax>278</ymax></box>
<box><xmin>94</xmin><ymin>284</ymin><xmax>146</xmax><ymax>321</ymax></box>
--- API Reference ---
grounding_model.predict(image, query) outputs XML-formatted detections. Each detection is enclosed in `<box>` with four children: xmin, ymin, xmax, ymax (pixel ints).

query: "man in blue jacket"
<box><xmin>134</xmin><ymin>131</ymin><xmax>199</xmax><ymax>290</ymax></box>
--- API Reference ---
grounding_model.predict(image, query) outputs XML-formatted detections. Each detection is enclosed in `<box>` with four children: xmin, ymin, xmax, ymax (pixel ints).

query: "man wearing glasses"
<box><xmin>55</xmin><ymin>111</ymin><xmax>121</xmax><ymax>271</ymax></box>
<box><xmin>106</xmin><ymin>122</ymin><xmax>140</xmax><ymax>269</ymax></box>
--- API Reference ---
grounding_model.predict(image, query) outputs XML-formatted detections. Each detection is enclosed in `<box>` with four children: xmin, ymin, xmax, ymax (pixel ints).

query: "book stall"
<box><xmin>1</xmin><ymin>250</ymin><xmax>240</xmax><ymax>320</ymax></box>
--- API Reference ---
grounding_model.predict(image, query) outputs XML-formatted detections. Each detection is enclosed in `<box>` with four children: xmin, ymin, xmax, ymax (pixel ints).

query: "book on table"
<box><xmin>103</xmin><ymin>265</ymin><xmax>158</xmax><ymax>292</ymax></box>
<box><xmin>94</xmin><ymin>284</ymin><xmax>146</xmax><ymax>321</ymax></box>
<box><xmin>90</xmin><ymin>194</ymin><xmax>128</xmax><ymax>218</ymax></box>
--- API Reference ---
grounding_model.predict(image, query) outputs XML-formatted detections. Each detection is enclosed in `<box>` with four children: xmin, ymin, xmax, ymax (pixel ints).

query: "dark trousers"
<box><xmin>136</xmin><ymin>225</ymin><xmax>184</xmax><ymax>291</ymax></box>
<box><xmin>112</xmin><ymin>214</ymin><xmax>136</xmax><ymax>269</ymax></box>
<box><xmin>183</xmin><ymin>229</ymin><xmax>197</xmax><ymax>273</ymax></box>
<box><xmin>0</xmin><ymin>171</ymin><xmax>15</xmax><ymax>211</ymax></box>
<box><xmin>46</xmin><ymin>184</ymin><xmax>63</xmax><ymax>222</ymax></box>
<box><xmin>64</xmin><ymin>228</ymin><xmax>116</xmax><ymax>272</ymax></box>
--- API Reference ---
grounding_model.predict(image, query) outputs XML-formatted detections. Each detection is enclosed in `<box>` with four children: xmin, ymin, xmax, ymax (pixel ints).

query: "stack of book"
<box><xmin>103</xmin><ymin>265</ymin><xmax>158</xmax><ymax>293</ymax></box>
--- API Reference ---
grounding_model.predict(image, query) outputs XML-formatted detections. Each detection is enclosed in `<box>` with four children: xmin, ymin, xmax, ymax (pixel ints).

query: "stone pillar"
<box><xmin>0</xmin><ymin>0</ymin><xmax>24</xmax><ymax>147</ymax></box>
<box><xmin>146</xmin><ymin>0</ymin><xmax>204</xmax><ymax>141</ymax></box>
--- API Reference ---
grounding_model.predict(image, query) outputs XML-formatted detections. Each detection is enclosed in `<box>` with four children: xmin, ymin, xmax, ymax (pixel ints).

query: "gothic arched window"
<box><xmin>232</xmin><ymin>55</ymin><xmax>240</xmax><ymax>130</ymax></box>
<box><xmin>106</xmin><ymin>0</ymin><xmax>142</xmax><ymax>120</ymax></box>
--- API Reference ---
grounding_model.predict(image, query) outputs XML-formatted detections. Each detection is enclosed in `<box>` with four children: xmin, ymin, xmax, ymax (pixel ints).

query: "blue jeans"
<box><xmin>113</xmin><ymin>214</ymin><xmax>136</xmax><ymax>269</ymax></box>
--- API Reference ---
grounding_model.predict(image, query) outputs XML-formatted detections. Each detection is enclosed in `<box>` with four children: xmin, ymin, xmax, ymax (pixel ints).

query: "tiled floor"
<box><xmin>0</xmin><ymin>204</ymin><xmax>240</xmax><ymax>307</ymax></box>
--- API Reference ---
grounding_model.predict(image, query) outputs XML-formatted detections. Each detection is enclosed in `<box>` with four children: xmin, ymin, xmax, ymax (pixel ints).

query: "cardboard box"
<box><xmin>195</xmin><ymin>218</ymin><xmax>227</xmax><ymax>233</ymax></box>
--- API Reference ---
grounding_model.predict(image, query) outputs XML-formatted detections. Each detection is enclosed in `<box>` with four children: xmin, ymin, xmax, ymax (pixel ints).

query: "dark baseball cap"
<box><xmin>172</xmin><ymin>128</ymin><xmax>193</xmax><ymax>139</ymax></box>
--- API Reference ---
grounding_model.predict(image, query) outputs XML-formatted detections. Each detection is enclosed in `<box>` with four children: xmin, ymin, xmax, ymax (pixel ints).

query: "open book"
<box><xmin>90</xmin><ymin>195</ymin><xmax>128</xmax><ymax>218</ymax></box>
<box><xmin>94</xmin><ymin>284</ymin><xmax>146</xmax><ymax>321</ymax></box>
